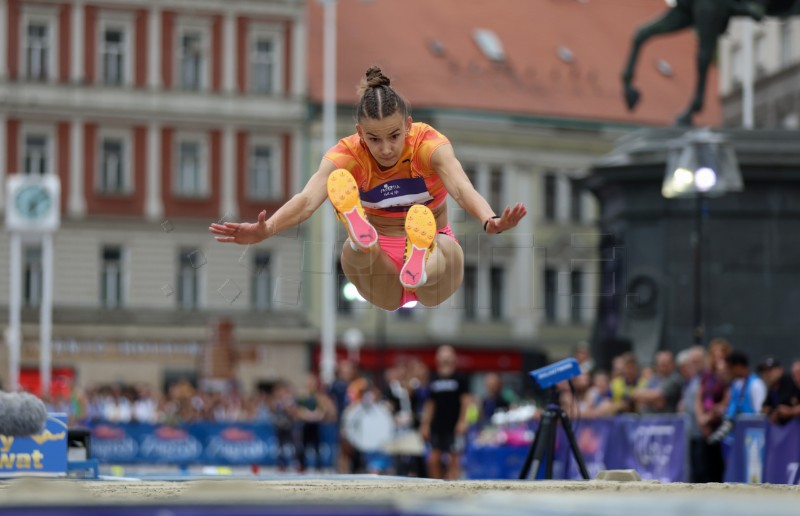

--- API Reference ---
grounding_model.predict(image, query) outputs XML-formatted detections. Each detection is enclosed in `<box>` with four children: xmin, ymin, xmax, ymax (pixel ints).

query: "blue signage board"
<box><xmin>0</xmin><ymin>413</ymin><xmax>68</xmax><ymax>477</ymax></box>
<box><xmin>89</xmin><ymin>422</ymin><xmax>337</xmax><ymax>468</ymax></box>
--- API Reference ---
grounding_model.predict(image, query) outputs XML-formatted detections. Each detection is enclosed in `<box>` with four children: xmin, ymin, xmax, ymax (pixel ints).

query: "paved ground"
<box><xmin>1</xmin><ymin>477</ymin><xmax>800</xmax><ymax>515</ymax></box>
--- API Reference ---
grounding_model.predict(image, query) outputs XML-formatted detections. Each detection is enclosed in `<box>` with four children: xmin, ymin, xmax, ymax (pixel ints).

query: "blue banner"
<box><xmin>89</xmin><ymin>422</ymin><xmax>337</xmax><ymax>467</ymax></box>
<box><xmin>0</xmin><ymin>413</ymin><xmax>68</xmax><ymax>477</ymax></box>
<box><xmin>85</xmin><ymin>415</ymin><xmax>800</xmax><ymax>484</ymax></box>
<box><xmin>464</xmin><ymin>421</ymin><xmax>565</xmax><ymax>480</ymax></box>
<box><xmin>723</xmin><ymin>415</ymin><xmax>766</xmax><ymax>483</ymax></box>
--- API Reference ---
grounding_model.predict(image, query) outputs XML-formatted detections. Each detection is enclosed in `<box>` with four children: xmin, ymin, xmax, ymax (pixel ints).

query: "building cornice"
<box><xmin>24</xmin><ymin>0</ymin><xmax>305</xmax><ymax>18</ymax></box>
<box><xmin>0</xmin><ymin>83</ymin><xmax>306</xmax><ymax>127</ymax></box>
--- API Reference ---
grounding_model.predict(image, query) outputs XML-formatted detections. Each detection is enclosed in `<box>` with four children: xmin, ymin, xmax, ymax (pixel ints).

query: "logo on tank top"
<box><xmin>380</xmin><ymin>184</ymin><xmax>401</xmax><ymax>197</ymax></box>
<box><xmin>361</xmin><ymin>177</ymin><xmax>433</xmax><ymax>212</ymax></box>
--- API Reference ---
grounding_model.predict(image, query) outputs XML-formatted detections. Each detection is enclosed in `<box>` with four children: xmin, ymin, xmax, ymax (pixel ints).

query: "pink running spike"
<box><xmin>400</xmin><ymin>245</ymin><xmax>427</xmax><ymax>289</ymax></box>
<box><xmin>343</xmin><ymin>207</ymin><xmax>378</xmax><ymax>249</ymax></box>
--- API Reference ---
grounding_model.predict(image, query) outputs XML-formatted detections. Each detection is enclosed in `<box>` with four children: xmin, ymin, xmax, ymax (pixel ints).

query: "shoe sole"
<box><xmin>327</xmin><ymin>169</ymin><xmax>377</xmax><ymax>251</ymax></box>
<box><xmin>400</xmin><ymin>204</ymin><xmax>436</xmax><ymax>290</ymax></box>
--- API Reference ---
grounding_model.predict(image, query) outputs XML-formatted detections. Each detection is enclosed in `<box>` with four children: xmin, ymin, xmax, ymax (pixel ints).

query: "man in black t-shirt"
<box><xmin>760</xmin><ymin>357</ymin><xmax>800</xmax><ymax>423</ymax></box>
<box><xmin>421</xmin><ymin>345</ymin><xmax>470</xmax><ymax>480</ymax></box>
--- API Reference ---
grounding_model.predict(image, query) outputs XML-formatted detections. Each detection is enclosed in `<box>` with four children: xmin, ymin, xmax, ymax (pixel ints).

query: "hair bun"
<box><xmin>365</xmin><ymin>66</ymin><xmax>390</xmax><ymax>88</ymax></box>
<box><xmin>355</xmin><ymin>66</ymin><xmax>407</xmax><ymax>120</ymax></box>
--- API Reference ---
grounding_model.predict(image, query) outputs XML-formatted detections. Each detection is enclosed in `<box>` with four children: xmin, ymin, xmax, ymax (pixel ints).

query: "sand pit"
<box><xmin>1</xmin><ymin>477</ymin><xmax>800</xmax><ymax>515</ymax></box>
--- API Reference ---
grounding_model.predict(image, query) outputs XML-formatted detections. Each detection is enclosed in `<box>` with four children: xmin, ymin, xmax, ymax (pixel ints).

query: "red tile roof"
<box><xmin>307</xmin><ymin>0</ymin><xmax>721</xmax><ymax>127</ymax></box>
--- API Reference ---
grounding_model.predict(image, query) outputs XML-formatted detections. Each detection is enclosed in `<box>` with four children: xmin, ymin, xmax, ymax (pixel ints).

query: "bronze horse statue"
<box><xmin>622</xmin><ymin>0</ymin><xmax>800</xmax><ymax>126</ymax></box>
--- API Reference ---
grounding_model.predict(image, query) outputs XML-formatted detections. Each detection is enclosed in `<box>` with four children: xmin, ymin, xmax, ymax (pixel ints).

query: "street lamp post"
<box><xmin>662</xmin><ymin>129</ymin><xmax>743</xmax><ymax>346</ymax></box>
<box><xmin>691</xmin><ymin>194</ymin><xmax>706</xmax><ymax>346</ymax></box>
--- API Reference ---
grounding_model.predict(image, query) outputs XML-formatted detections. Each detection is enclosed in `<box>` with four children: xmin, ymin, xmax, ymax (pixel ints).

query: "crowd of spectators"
<box><xmin>559</xmin><ymin>339</ymin><xmax>800</xmax><ymax>482</ymax></box>
<box><xmin>34</xmin><ymin>338</ymin><xmax>800</xmax><ymax>481</ymax></box>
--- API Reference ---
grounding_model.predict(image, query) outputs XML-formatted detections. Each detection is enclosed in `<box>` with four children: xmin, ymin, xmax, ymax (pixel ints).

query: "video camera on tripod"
<box><xmin>530</xmin><ymin>357</ymin><xmax>583</xmax><ymax>389</ymax></box>
<box><xmin>518</xmin><ymin>358</ymin><xmax>590</xmax><ymax>480</ymax></box>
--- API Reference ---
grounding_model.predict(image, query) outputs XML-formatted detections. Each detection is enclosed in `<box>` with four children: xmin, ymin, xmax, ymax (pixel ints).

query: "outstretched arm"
<box><xmin>431</xmin><ymin>144</ymin><xmax>527</xmax><ymax>234</ymax></box>
<box><xmin>209</xmin><ymin>159</ymin><xmax>337</xmax><ymax>244</ymax></box>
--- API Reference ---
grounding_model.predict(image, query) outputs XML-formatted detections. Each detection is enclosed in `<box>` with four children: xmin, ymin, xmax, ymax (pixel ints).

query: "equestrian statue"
<box><xmin>622</xmin><ymin>0</ymin><xmax>800</xmax><ymax>126</ymax></box>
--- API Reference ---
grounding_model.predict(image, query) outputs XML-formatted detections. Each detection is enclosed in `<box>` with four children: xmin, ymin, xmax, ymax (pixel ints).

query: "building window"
<box><xmin>544</xmin><ymin>173</ymin><xmax>557</xmax><ymax>221</ymax></box>
<box><xmin>544</xmin><ymin>267</ymin><xmax>557</xmax><ymax>323</ymax></box>
<box><xmin>24</xmin><ymin>246</ymin><xmax>43</xmax><ymax>307</ymax></box>
<box><xmin>102</xmin><ymin>28</ymin><xmax>125</xmax><ymax>86</ymax></box>
<box><xmin>336</xmin><ymin>261</ymin><xmax>352</xmax><ymax>315</ymax></box>
<box><xmin>570</xmin><ymin>270</ymin><xmax>583</xmax><ymax>324</ymax></box>
<box><xmin>780</xmin><ymin>22</ymin><xmax>793</xmax><ymax>68</ymax></box>
<box><xmin>489</xmin><ymin>167</ymin><xmax>504</xmax><ymax>213</ymax></box>
<box><xmin>99</xmin><ymin>138</ymin><xmax>126</xmax><ymax>194</ymax></box>
<box><xmin>249</xmin><ymin>144</ymin><xmax>280</xmax><ymax>199</ymax></box>
<box><xmin>177</xmin><ymin>250</ymin><xmax>200</xmax><ymax>310</ymax></box>
<box><xmin>26</xmin><ymin>23</ymin><xmax>49</xmax><ymax>81</ymax></box>
<box><xmin>23</xmin><ymin>134</ymin><xmax>49</xmax><ymax>175</ymax></box>
<box><xmin>570</xmin><ymin>179</ymin><xmax>583</xmax><ymax>223</ymax></box>
<box><xmin>175</xmin><ymin>140</ymin><xmax>205</xmax><ymax>197</ymax></box>
<box><xmin>251</xmin><ymin>252</ymin><xmax>272</xmax><ymax>310</ymax></box>
<box><xmin>463</xmin><ymin>265</ymin><xmax>477</xmax><ymax>320</ymax></box>
<box><xmin>251</xmin><ymin>38</ymin><xmax>276</xmax><ymax>94</ymax></box>
<box><xmin>180</xmin><ymin>32</ymin><xmax>204</xmax><ymax>91</ymax></box>
<box><xmin>249</xmin><ymin>24</ymin><xmax>283</xmax><ymax>95</ymax></box>
<box><xmin>490</xmin><ymin>266</ymin><xmax>504</xmax><ymax>320</ymax></box>
<box><xmin>101</xmin><ymin>246</ymin><xmax>123</xmax><ymax>308</ymax></box>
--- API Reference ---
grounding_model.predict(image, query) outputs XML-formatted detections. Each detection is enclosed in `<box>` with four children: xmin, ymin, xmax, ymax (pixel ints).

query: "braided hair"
<box><xmin>355</xmin><ymin>66</ymin><xmax>409</xmax><ymax>121</ymax></box>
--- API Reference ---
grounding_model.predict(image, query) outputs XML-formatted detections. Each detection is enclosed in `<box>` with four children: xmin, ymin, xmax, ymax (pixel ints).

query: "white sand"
<box><xmin>1</xmin><ymin>477</ymin><xmax>800</xmax><ymax>515</ymax></box>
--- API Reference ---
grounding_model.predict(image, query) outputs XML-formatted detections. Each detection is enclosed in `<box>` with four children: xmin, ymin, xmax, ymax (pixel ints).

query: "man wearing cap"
<box><xmin>760</xmin><ymin>357</ymin><xmax>800</xmax><ymax>424</ymax></box>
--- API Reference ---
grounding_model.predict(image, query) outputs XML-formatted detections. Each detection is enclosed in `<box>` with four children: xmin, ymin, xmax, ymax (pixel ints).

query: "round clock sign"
<box><xmin>5</xmin><ymin>174</ymin><xmax>61</xmax><ymax>232</ymax></box>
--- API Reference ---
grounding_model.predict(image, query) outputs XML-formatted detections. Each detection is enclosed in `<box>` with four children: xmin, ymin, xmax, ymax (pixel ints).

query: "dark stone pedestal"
<box><xmin>586</xmin><ymin>128</ymin><xmax>800</xmax><ymax>369</ymax></box>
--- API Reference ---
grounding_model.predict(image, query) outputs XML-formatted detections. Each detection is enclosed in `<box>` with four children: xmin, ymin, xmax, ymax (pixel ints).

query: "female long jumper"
<box><xmin>210</xmin><ymin>67</ymin><xmax>527</xmax><ymax>311</ymax></box>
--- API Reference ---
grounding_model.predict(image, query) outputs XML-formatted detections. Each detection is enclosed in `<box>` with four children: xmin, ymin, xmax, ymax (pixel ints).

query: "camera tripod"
<box><xmin>518</xmin><ymin>386</ymin><xmax>590</xmax><ymax>480</ymax></box>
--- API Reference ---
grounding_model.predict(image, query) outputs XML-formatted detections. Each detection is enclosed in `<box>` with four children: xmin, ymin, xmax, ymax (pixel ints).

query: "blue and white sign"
<box><xmin>0</xmin><ymin>413</ymin><xmax>68</xmax><ymax>477</ymax></box>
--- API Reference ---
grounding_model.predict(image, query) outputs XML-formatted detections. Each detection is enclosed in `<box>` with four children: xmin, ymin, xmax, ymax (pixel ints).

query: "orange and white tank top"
<box><xmin>323</xmin><ymin>122</ymin><xmax>450</xmax><ymax>219</ymax></box>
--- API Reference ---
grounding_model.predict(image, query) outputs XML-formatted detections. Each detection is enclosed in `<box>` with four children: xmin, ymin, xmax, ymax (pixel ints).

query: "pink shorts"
<box><xmin>379</xmin><ymin>223</ymin><xmax>458</xmax><ymax>307</ymax></box>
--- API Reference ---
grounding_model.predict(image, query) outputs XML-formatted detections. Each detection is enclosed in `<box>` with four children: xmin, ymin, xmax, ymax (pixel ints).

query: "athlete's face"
<box><xmin>356</xmin><ymin>113</ymin><xmax>412</xmax><ymax>168</ymax></box>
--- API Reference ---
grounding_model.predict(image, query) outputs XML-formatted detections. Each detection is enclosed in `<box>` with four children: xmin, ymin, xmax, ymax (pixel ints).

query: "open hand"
<box><xmin>485</xmin><ymin>202</ymin><xmax>527</xmax><ymax>234</ymax></box>
<box><xmin>209</xmin><ymin>210</ymin><xmax>269</xmax><ymax>245</ymax></box>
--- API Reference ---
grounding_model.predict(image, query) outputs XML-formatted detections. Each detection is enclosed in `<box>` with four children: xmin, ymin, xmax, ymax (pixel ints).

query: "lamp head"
<box><xmin>662</xmin><ymin>129</ymin><xmax>742</xmax><ymax>199</ymax></box>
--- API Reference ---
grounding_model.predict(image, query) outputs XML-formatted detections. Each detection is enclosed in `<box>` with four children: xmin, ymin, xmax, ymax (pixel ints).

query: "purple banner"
<box><xmin>466</xmin><ymin>414</ymin><xmax>800</xmax><ymax>484</ymax></box>
<box><xmin>564</xmin><ymin>419</ymin><xmax>613</xmax><ymax>480</ymax></box>
<box><xmin>617</xmin><ymin>415</ymin><xmax>687</xmax><ymax>482</ymax></box>
<box><xmin>764</xmin><ymin>419</ymin><xmax>800</xmax><ymax>485</ymax></box>
<box><xmin>466</xmin><ymin>415</ymin><xmax>687</xmax><ymax>482</ymax></box>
